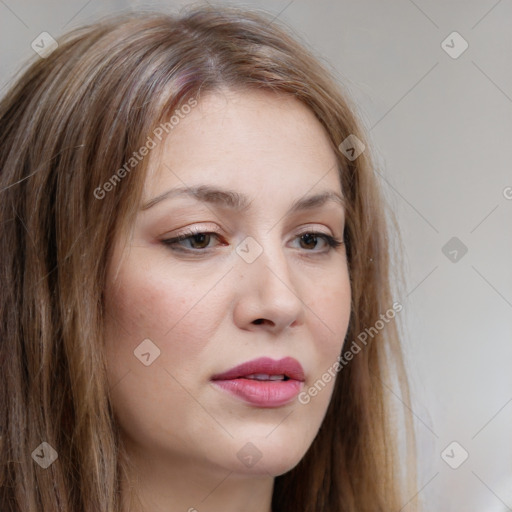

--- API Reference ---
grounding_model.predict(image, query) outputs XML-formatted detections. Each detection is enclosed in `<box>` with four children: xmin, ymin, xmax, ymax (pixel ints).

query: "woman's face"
<box><xmin>104</xmin><ymin>88</ymin><xmax>351</xmax><ymax>480</ymax></box>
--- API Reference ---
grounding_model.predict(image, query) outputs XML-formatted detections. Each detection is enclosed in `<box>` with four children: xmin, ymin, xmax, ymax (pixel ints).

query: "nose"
<box><xmin>232</xmin><ymin>237</ymin><xmax>305</xmax><ymax>334</ymax></box>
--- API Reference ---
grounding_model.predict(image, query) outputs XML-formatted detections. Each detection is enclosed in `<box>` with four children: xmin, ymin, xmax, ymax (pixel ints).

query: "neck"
<box><xmin>118</xmin><ymin>441</ymin><xmax>275</xmax><ymax>512</ymax></box>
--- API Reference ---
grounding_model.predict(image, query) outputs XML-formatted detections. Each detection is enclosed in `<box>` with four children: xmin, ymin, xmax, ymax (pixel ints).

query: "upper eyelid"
<box><xmin>174</xmin><ymin>228</ymin><xmax>334</xmax><ymax>237</ymax></box>
<box><xmin>168</xmin><ymin>222</ymin><xmax>339</xmax><ymax>237</ymax></box>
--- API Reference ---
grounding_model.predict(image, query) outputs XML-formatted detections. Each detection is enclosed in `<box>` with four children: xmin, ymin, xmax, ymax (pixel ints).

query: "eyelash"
<box><xmin>161</xmin><ymin>227</ymin><xmax>344</xmax><ymax>255</ymax></box>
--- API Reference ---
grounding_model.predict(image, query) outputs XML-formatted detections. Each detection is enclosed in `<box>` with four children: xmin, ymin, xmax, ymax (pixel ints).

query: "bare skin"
<box><xmin>104</xmin><ymin>88</ymin><xmax>351</xmax><ymax>512</ymax></box>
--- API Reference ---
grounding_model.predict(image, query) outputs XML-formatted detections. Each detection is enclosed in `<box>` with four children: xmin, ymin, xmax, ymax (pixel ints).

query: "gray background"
<box><xmin>1</xmin><ymin>0</ymin><xmax>511</xmax><ymax>510</ymax></box>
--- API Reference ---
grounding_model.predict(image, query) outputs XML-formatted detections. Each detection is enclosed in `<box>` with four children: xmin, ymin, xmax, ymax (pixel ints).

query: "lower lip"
<box><xmin>211</xmin><ymin>378</ymin><xmax>303</xmax><ymax>407</ymax></box>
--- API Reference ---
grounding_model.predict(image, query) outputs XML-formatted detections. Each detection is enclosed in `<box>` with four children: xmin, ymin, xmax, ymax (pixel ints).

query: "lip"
<box><xmin>210</xmin><ymin>357</ymin><xmax>305</xmax><ymax>408</ymax></box>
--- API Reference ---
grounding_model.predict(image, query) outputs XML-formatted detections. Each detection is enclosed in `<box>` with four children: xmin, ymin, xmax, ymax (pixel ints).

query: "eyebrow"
<box><xmin>141</xmin><ymin>184</ymin><xmax>346</xmax><ymax>215</ymax></box>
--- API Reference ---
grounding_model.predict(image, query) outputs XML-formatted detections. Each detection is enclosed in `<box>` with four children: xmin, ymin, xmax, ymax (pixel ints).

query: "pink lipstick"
<box><xmin>210</xmin><ymin>357</ymin><xmax>305</xmax><ymax>407</ymax></box>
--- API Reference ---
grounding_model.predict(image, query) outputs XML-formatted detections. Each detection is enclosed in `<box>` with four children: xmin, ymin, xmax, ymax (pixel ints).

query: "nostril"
<box><xmin>253</xmin><ymin>319</ymin><xmax>264</xmax><ymax>325</ymax></box>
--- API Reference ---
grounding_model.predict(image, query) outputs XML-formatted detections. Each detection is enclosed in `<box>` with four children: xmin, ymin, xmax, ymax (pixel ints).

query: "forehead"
<box><xmin>143</xmin><ymin>88</ymin><xmax>342</xmax><ymax>202</ymax></box>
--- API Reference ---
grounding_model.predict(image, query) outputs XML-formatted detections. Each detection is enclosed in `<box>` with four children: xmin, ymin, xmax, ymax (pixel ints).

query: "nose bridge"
<box><xmin>234</xmin><ymin>232</ymin><xmax>304</xmax><ymax>327</ymax></box>
<box><xmin>238</xmin><ymin>232</ymin><xmax>292</xmax><ymax>287</ymax></box>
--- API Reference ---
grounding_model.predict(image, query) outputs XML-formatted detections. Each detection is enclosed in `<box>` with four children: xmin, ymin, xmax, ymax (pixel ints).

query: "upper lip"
<box><xmin>211</xmin><ymin>357</ymin><xmax>305</xmax><ymax>382</ymax></box>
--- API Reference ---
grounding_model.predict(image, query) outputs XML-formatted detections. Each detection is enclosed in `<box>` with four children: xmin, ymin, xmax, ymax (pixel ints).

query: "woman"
<box><xmin>0</xmin><ymin>5</ymin><xmax>417</xmax><ymax>511</ymax></box>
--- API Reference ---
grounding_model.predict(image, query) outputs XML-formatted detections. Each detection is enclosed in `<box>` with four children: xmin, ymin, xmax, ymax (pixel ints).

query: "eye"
<box><xmin>294</xmin><ymin>231</ymin><xmax>343</xmax><ymax>252</ymax></box>
<box><xmin>162</xmin><ymin>228</ymin><xmax>223</xmax><ymax>252</ymax></box>
<box><xmin>161</xmin><ymin>228</ymin><xmax>343</xmax><ymax>254</ymax></box>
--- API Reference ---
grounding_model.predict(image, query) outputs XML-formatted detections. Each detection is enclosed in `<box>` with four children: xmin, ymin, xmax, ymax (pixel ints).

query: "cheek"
<box><xmin>298</xmin><ymin>286</ymin><xmax>349</xmax><ymax>426</ymax></box>
<box><xmin>102</xmin><ymin>265</ymin><xmax>226</xmax><ymax>441</ymax></box>
<box><xmin>308</xmin><ymin>270</ymin><xmax>351</xmax><ymax>351</ymax></box>
<box><xmin>103</xmin><ymin>260</ymin><xmax>230</xmax><ymax>383</ymax></box>
<box><xmin>303</xmin><ymin>269</ymin><xmax>351</xmax><ymax>410</ymax></box>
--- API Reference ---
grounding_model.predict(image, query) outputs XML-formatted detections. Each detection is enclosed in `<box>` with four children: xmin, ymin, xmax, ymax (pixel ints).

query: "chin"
<box><xmin>227</xmin><ymin>432</ymin><xmax>312</xmax><ymax>477</ymax></box>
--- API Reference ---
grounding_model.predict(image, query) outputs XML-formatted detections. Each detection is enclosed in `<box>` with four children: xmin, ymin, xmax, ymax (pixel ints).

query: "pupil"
<box><xmin>302</xmin><ymin>233</ymin><xmax>316</xmax><ymax>249</ymax></box>
<box><xmin>192</xmin><ymin>233</ymin><xmax>209</xmax><ymax>248</ymax></box>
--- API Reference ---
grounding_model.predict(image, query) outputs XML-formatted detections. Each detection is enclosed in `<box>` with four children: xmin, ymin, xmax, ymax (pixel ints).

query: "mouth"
<box><xmin>210</xmin><ymin>356</ymin><xmax>305</xmax><ymax>382</ymax></box>
<box><xmin>210</xmin><ymin>357</ymin><xmax>305</xmax><ymax>407</ymax></box>
<box><xmin>244</xmin><ymin>374</ymin><xmax>290</xmax><ymax>381</ymax></box>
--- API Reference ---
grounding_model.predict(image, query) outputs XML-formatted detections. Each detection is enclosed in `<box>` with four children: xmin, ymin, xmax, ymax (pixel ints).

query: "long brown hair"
<box><xmin>0</xmin><ymin>6</ymin><xmax>417</xmax><ymax>511</ymax></box>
